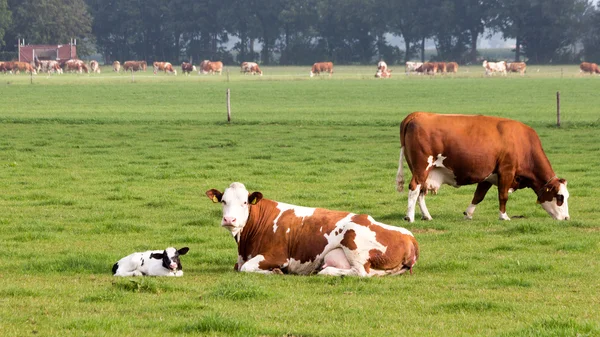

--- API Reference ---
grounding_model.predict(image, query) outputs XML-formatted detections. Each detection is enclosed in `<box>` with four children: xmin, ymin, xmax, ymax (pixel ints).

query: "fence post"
<box><xmin>227</xmin><ymin>88</ymin><xmax>231</xmax><ymax>123</ymax></box>
<box><xmin>556</xmin><ymin>91</ymin><xmax>560</xmax><ymax>127</ymax></box>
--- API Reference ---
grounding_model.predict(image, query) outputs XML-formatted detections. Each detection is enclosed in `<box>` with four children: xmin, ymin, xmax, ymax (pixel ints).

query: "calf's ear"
<box><xmin>178</xmin><ymin>247</ymin><xmax>190</xmax><ymax>255</ymax></box>
<box><xmin>206</xmin><ymin>189</ymin><xmax>223</xmax><ymax>203</ymax></box>
<box><xmin>150</xmin><ymin>253</ymin><xmax>164</xmax><ymax>260</ymax></box>
<box><xmin>248</xmin><ymin>192</ymin><xmax>263</xmax><ymax>205</ymax></box>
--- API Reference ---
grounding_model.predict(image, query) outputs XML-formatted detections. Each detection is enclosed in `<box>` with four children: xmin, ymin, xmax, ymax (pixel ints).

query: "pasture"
<box><xmin>0</xmin><ymin>65</ymin><xmax>599</xmax><ymax>337</ymax></box>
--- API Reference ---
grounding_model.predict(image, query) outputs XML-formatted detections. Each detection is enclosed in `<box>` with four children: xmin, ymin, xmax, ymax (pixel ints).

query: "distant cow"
<box><xmin>506</xmin><ymin>62</ymin><xmax>526</xmax><ymax>75</ymax></box>
<box><xmin>241</xmin><ymin>62</ymin><xmax>263</xmax><ymax>75</ymax></box>
<box><xmin>112</xmin><ymin>247</ymin><xmax>189</xmax><ymax>277</ymax></box>
<box><xmin>377</xmin><ymin>61</ymin><xmax>388</xmax><ymax>72</ymax></box>
<box><xmin>396</xmin><ymin>112</ymin><xmax>570</xmax><ymax>222</ymax></box>
<box><xmin>65</xmin><ymin>59</ymin><xmax>89</xmax><ymax>73</ymax></box>
<box><xmin>198</xmin><ymin>60</ymin><xmax>223</xmax><ymax>75</ymax></box>
<box><xmin>405</xmin><ymin>62</ymin><xmax>423</xmax><ymax>75</ymax></box>
<box><xmin>153</xmin><ymin>61</ymin><xmax>177</xmax><ymax>75</ymax></box>
<box><xmin>446</xmin><ymin>62</ymin><xmax>459</xmax><ymax>73</ymax></box>
<box><xmin>206</xmin><ymin>182</ymin><xmax>418</xmax><ymax>276</ymax></box>
<box><xmin>123</xmin><ymin>61</ymin><xmax>145</xmax><ymax>72</ymax></box>
<box><xmin>35</xmin><ymin>60</ymin><xmax>62</xmax><ymax>74</ymax></box>
<box><xmin>483</xmin><ymin>60</ymin><xmax>507</xmax><ymax>76</ymax></box>
<box><xmin>435</xmin><ymin>62</ymin><xmax>447</xmax><ymax>73</ymax></box>
<box><xmin>181</xmin><ymin>62</ymin><xmax>196</xmax><ymax>75</ymax></box>
<box><xmin>310</xmin><ymin>62</ymin><xmax>334</xmax><ymax>77</ymax></box>
<box><xmin>422</xmin><ymin>62</ymin><xmax>438</xmax><ymax>75</ymax></box>
<box><xmin>375</xmin><ymin>68</ymin><xmax>392</xmax><ymax>78</ymax></box>
<box><xmin>90</xmin><ymin>60</ymin><xmax>101</xmax><ymax>73</ymax></box>
<box><xmin>113</xmin><ymin>61</ymin><xmax>121</xmax><ymax>72</ymax></box>
<box><xmin>579</xmin><ymin>62</ymin><xmax>600</xmax><ymax>75</ymax></box>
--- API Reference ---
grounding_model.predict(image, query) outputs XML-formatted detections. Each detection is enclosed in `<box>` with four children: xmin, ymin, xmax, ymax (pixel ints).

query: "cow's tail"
<box><xmin>397</xmin><ymin>112</ymin><xmax>421</xmax><ymax>193</ymax></box>
<box><xmin>396</xmin><ymin>146</ymin><xmax>405</xmax><ymax>192</ymax></box>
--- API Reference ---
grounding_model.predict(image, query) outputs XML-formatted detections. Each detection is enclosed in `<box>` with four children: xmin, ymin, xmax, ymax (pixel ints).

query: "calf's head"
<box><xmin>537</xmin><ymin>178</ymin><xmax>570</xmax><ymax>220</ymax></box>
<box><xmin>150</xmin><ymin>247</ymin><xmax>189</xmax><ymax>271</ymax></box>
<box><xmin>206</xmin><ymin>182</ymin><xmax>263</xmax><ymax>236</ymax></box>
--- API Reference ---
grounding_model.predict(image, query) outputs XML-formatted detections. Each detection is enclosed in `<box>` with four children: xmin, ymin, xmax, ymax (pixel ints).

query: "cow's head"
<box><xmin>537</xmin><ymin>178</ymin><xmax>570</xmax><ymax>220</ymax></box>
<box><xmin>150</xmin><ymin>247</ymin><xmax>189</xmax><ymax>271</ymax></box>
<box><xmin>206</xmin><ymin>182</ymin><xmax>263</xmax><ymax>236</ymax></box>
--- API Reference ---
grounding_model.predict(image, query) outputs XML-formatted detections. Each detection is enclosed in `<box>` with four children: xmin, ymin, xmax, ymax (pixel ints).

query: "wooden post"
<box><xmin>556</xmin><ymin>91</ymin><xmax>560</xmax><ymax>127</ymax></box>
<box><xmin>227</xmin><ymin>88</ymin><xmax>231</xmax><ymax>123</ymax></box>
<box><xmin>30</xmin><ymin>69</ymin><xmax>33</xmax><ymax>84</ymax></box>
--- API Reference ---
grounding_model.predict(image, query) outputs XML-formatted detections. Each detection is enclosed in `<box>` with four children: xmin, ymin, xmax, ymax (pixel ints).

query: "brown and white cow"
<box><xmin>206</xmin><ymin>182</ymin><xmax>419</xmax><ymax>277</ymax></box>
<box><xmin>90</xmin><ymin>60</ymin><xmax>101</xmax><ymax>73</ymax></box>
<box><xmin>396</xmin><ymin>112</ymin><xmax>570</xmax><ymax>222</ymax></box>
<box><xmin>483</xmin><ymin>60</ymin><xmax>507</xmax><ymax>76</ymax></box>
<box><xmin>241</xmin><ymin>62</ymin><xmax>263</xmax><ymax>76</ymax></box>
<box><xmin>36</xmin><ymin>60</ymin><xmax>62</xmax><ymax>74</ymax></box>
<box><xmin>153</xmin><ymin>61</ymin><xmax>177</xmax><ymax>75</ymax></box>
<box><xmin>65</xmin><ymin>59</ymin><xmax>89</xmax><ymax>73</ymax></box>
<box><xmin>375</xmin><ymin>68</ymin><xmax>392</xmax><ymax>78</ymax></box>
<box><xmin>579</xmin><ymin>62</ymin><xmax>600</xmax><ymax>75</ymax></box>
<box><xmin>310</xmin><ymin>62</ymin><xmax>334</xmax><ymax>77</ymax></box>
<box><xmin>446</xmin><ymin>62</ymin><xmax>459</xmax><ymax>73</ymax></box>
<box><xmin>405</xmin><ymin>62</ymin><xmax>423</xmax><ymax>75</ymax></box>
<box><xmin>198</xmin><ymin>60</ymin><xmax>223</xmax><ymax>75</ymax></box>
<box><xmin>377</xmin><ymin>60</ymin><xmax>388</xmax><ymax>72</ymax></box>
<box><xmin>113</xmin><ymin>61</ymin><xmax>121</xmax><ymax>72</ymax></box>
<box><xmin>507</xmin><ymin>62</ymin><xmax>526</xmax><ymax>75</ymax></box>
<box><xmin>181</xmin><ymin>62</ymin><xmax>196</xmax><ymax>75</ymax></box>
<box><xmin>422</xmin><ymin>62</ymin><xmax>438</xmax><ymax>75</ymax></box>
<box><xmin>436</xmin><ymin>62</ymin><xmax>447</xmax><ymax>73</ymax></box>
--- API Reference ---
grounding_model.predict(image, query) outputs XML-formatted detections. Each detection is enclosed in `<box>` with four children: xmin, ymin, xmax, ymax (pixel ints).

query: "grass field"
<box><xmin>1</xmin><ymin>66</ymin><xmax>599</xmax><ymax>337</ymax></box>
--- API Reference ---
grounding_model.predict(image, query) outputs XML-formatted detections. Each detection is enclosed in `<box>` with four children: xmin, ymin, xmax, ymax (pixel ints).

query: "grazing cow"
<box><xmin>396</xmin><ymin>112</ymin><xmax>570</xmax><ymax>222</ymax></box>
<box><xmin>113</xmin><ymin>61</ymin><xmax>121</xmax><ymax>72</ymax></box>
<box><xmin>181</xmin><ymin>62</ymin><xmax>196</xmax><ymax>75</ymax></box>
<box><xmin>123</xmin><ymin>60</ymin><xmax>145</xmax><ymax>72</ymax></box>
<box><xmin>64</xmin><ymin>59</ymin><xmax>89</xmax><ymax>73</ymax></box>
<box><xmin>112</xmin><ymin>247</ymin><xmax>189</xmax><ymax>277</ymax></box>
<box><xmin>206</xmin><ymin>182</ymin><xmax>419</xmax><ymax>277</ymax></box>
<box><xmin>435</xmin><ymin>62</ymin><xmax>447</xmax><ymax>73</ymax></box>
<box><xmin>375</xmin><ymin>68</ymin><xmax>392</xmax><ymax>78</ymax></box>
<box><xmin>422</xmin><ymin>62</ymin><xmax>438</xmax><ymax>75</ymax></box>
<box><xmin>198</xmin><ymin>60</ymin><xmax>223</xmax><ymax>75</ymax></box>
<box><xmin>310</xmin><ymin>62</ymin><xmax>334</xmax><ymax>77</ymax></box>
<box><xmin>11</xmin><ymin>61</ymin><xmax>37</xmax><ymax>75</ymax></box>
<box><xmin>240</xmin><ymin>62</ymin><xmax>263</xmax><ymax>75</ymax></box>
<box><xmin>90</xmin><ymin>60</ymin><xmax>101</xmax><ymax>73</ymax></box>
<box><xmin>153</xmin><ymin>61</ymin><xmax>177</xmax><ymax>75</ymax></box>
<box><xmin>446</xmin><ymin>62</ymin><xmax>459</xmax><ymax>73</ymax></box>
<box><xmin>483</xmin><ymin>60</ymin><xmax>507</xmax><ymax>76</ymax></box>
<box><xmin>405</xmin><ymin>62</ymin><xmax>423</xmax><ymax>75</ymax></box>
<box><xmin>579</xmin><ymin>62</ymin><xmax>600</xmax><ymax>75</ymax></box>
<box><xmin>506</xmin><ymin>62</ymin><xmax>526</xmax><ymax>75</ymax></box>
<box><xmin>35</xmin><ymin>60</ymin><xmax>62</xmax><ymax>74</ymax></box>
<box><xmin>199</xmin><ymin>60</ymin><xmax>211</xmax><ymax>74</ymax></box>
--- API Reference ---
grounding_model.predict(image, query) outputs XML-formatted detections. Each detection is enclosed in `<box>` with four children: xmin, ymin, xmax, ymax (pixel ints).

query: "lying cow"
<box><xmin>310</xmin><ymin>62</ymin><xmax>334</xmax><ymax>77</ymax></box>
<box><xmin>112</xmin><ymin>247</ymin><xmax>189</xmax><ymax>277</ymax></box>
<box><xmin>181</xmin><ymin>62</ymin><xmax>196</xmax><ymax>75</ymax></box>
<box><xmin>507</xmin><ymin>62</ymin><xmax>526</xmax><ymax>75</ymax></box>
<box><xmin>206</xmin><ymin>182</ymin><xmax>418</xmax><ymax>277</ymax></box>
<box><xmin>396</xmin><ymin>112</ymin><xmax>570</xmax><ymax>222</ymax></box>
<box><xmin>579</xmin><ymin>62</ymin><xmax>600</xmax><ymax>75</ymax></box>
<box><xmin>483</xmin><ymin>60</ymin><xmax>507</xmax><ymax>76</ymax></box>
<box><xmin>375</xmin><ymin>68</ymin><xmax>392</xmax><ymax>78</ymax></box>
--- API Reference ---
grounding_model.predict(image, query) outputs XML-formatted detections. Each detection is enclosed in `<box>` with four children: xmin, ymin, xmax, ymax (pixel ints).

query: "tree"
<box><xmin>582</xmin><ymin>5</ymin><xmax>600</xmax><ymax>61</ymax></box>
<box><xmin>0</xmin><ymin>0</ymin><xmax>11</xmax><ymax>49</ymax></box>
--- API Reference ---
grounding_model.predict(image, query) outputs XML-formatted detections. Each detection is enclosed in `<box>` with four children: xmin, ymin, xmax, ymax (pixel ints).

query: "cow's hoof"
<box><xmin>463</xmin><ymin>212</ymin><xmax>473</xmax><ymax>220</ymax></box>
<box><xmin>421</xmin><ymin>216</ymin><xmax>433</xmax><ymax>221</ymax></box>
<box><xmin>403</xmin><ymin>216</ymin><xmax>414</xmax><ymax>223</ymax></box>
<box><xmin>271</xmin><ymin>268</ymin><xmax>284</xmax><ymax>275</ymax></box>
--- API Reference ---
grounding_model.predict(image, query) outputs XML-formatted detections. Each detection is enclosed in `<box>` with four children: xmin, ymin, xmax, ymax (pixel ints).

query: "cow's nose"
<box><xmin>223</xmin><ymin>217</ymin><xmax>236</xmax><ymax>225</ymax></box>
<box><xmin>564</xmin><ymin>216</ymin><xmax>570</xmax><ymax>221</ymax></box>
<box><xmin>169</xmin><ymin>262</ymin><xmax>177</xmax><ymax>270</ymax></box>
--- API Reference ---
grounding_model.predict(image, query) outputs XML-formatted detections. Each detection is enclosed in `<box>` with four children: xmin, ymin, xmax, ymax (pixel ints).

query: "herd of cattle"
<box><xmin>1</xmin><ymin>58</ymin><xmax>599</xmax><ymax>77</ymax></box>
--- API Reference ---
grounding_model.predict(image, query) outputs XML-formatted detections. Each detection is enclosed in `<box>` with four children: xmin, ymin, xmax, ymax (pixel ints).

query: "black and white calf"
<box><xmin>112</xmin><ymin>247</ymin><xmax>189</xmax><ymax>277</ymax></box>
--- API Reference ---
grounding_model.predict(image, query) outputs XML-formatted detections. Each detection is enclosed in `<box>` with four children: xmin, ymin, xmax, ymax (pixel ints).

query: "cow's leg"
<box><xmin>114</xmin><ymin>270</ymin><xmax>143</xmax><ymax>277</ymax></box>
<box><xmin>417</xmin><ymin>191</ymin><xmax>432</xmax><ymax>220</ymax></box>
<box><xmin>497</xmin><ymin>175</ymin><xmax>514</xmax><ymax>220</ymax></box>
<box><xmin>405</xmin><ymin>179</ymin><xmax>422</xmax><ymax>223</ymax></box>
<box><xmin>464</xmin><ymin>181</ymin><xmax>493</xmax><ymax>220</ymax></box>
<box><xmin>238</xmin><ymin>255</ymin><xmax>279</xmax><ymax>274</ymax></box>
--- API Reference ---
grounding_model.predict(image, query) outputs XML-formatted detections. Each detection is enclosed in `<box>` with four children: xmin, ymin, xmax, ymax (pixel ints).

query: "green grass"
<box><xmin>0</xmin><ymin>66</ymin><xmax>599</xmax><ymax>336</ymax></box>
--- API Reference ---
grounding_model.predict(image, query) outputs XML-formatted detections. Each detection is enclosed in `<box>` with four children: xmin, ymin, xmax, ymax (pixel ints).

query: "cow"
<box><xmin>483</xmin><ymin>60</ymin><xmax>507</xmax><ymax>76</ymax></box>
<box><xmin>35</xmin><ymin>60</ymin><xmax>62</xmax><ymax>74</ymax></box>
<box><xmin>12</xmin><ymin>61</ymin><xmax>37</xmax><ymax>75</ymax></box>
<box><xmin>112</xmin><ymin>247</ymin><xmax>189</xmax><ymax>277</ymax></box>
<box><xmin>506</xmin><ymin>62</ymin><xmax>526</xmax><ymax>75</ymax></box>
<box><xmin>113</xmin><ymin>61</ymin><xmax>121</xmax><ymax>72</ymax></box>
<box><xmin>199</xmin><ymin>60</ymin><xmax>211</xmax><ymax>74</ymax></box>
<box><xmin>422</xmin><ymin>62</ymin><xmax>438</xmax><ymax>75</ymax></box>
<box><xmin>198</xmin><ymin>60</ymin><xmax>223</xmax><ymax>75</ymax></box>
<box><xmin>310</xmin><ymin>62</ymin><xmax>334</xmax><ymax>77</ymax></box>
<box><xmin>579</xmin><ymin>62</ymin><xmax>600</xmax><ymax>75</ymax></box>
<box><xmin>64</xmin><ymin>59</ymin><xmax>89</xmax><ymax>73</ymax></box>
<box><xmin>206</xmin><ymin>182</ymin><xmax>419</xmax><ymax>277</ymax></box>
<box><xmin>153</xmin><ymin>61</ymin><xmax>177</xmax><ymax>75</ymax></box>
<box><xmin>375</xmin><ymin>68</ymin><xmax>392</xmax><ymax>78</ymax></box>
<box><xmin>405</xmin><ymin>62</ymin><xmax>423</xmax><ymax>75</ymax></box>
<box><xmin>123</xmin><ymin>60</ymin><xmax>145</xmax><ymax>72</ymax></box>
<box><xmin>377</xmin><ymin>61</ymin><xmax>388</xmax><ymax>72</ymax></box>
<box><xmin>241</xmin><ymin>62</ymin><xmax>263</xmax><ymax>75</ymax></box>
<box><xmin>181</xmin><ymin>62</ymin><xmax>196</xmax><ymax>75</ymax></box>
<box><xmin>436</xmin><ymin>62</ymin><xmax>447</xmax><ymax>73</ymax></box>
<box><xmin>89</xmin><ymin>60</ymin><xmax>101</xmax><ymax>73</ymax></box>
<box><xmin>396</xmin><ymin>112</ymin><xmax>570</xmax><ymax>222</ymax></box>
<box><xmin>446</xmin><ymin>62</ymin><xmax>459</xmax><ymax>73</ymax></box>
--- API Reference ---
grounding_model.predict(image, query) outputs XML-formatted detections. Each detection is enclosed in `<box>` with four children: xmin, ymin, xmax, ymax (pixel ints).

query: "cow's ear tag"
<box><xmin>250</xmin><ymin>197</ymin><xmax>258</xmax><ymax>205</ymax></box>
<box><xmin>546</xmin><ymin>188</ymin><xmax>550</xmax><ymax>192</ymax></box>
<box><xmin>212</xmin><ymin>196</ymin><xmax>219</xmax><ymax>203</ymax></box>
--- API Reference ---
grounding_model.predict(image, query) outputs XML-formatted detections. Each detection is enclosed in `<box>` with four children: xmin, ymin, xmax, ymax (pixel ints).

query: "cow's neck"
<box><xmin>237</xmin><ymin>199</ymin><xmax>281</xmax><ymax>257</ymax></box>
<box><xmin>519</xmin><ymin>150</ymin><xmax>557</xmax><ymax>195</ymax></box>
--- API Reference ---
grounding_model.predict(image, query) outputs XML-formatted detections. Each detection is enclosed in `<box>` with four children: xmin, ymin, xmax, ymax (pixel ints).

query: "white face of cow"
<box><xmin>206</xmin><ymin>182</ymin><xmax>263</xmax><ymax>237</ymax></box>
<box><xmin>539</xmin><ymin>182</ymin><xmax>570</xmax><ymax>220</ymax></box>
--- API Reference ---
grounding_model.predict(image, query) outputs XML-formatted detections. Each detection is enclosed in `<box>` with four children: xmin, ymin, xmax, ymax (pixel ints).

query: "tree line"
<box><xmin>1</xmin><ymin>0</ymin><xmax>600</xmax><ymax>65</ymax></box>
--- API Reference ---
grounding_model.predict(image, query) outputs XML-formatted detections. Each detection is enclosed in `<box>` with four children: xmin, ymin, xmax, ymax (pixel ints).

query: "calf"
<box><xmin>181</xmin><ymin>62</ymin><xmax>196</xmax><ymax>75</ymax></box>
<box><xmin>112</xmin><ymin>247</ymin><xmax>189</xmax><ymax>277</ymax></box>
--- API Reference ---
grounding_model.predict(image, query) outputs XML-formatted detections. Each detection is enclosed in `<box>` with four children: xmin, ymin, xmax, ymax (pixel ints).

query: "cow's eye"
<box><xmin>243</xmin><ymin>201</ymin><xmax>248</xmax><ymax>205</ymax></box>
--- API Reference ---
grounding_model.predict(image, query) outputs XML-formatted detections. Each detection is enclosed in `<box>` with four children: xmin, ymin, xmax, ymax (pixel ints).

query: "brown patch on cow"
<box><xmin>341</xmin><ymin>229</ymin><xmax>357</xmax><ymax>251</ymax></box>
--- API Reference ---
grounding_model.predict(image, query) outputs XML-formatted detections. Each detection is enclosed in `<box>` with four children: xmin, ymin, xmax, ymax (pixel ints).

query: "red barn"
<box><xmin>18</xmin><ymin>40</ymin><xmax>77</xmax><ymax>63</ymax></box>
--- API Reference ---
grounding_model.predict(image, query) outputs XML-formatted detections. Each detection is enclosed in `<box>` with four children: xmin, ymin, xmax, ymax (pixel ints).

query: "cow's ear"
<box><xmin>150</xmin><ymin>253</ymin><xmax>164</xmax><ymax>260</ymax></box>
<box><xmin>205</xmin><ymin>189</ymin><xmax>223</xmax><ymax>203</ymax></box>
<box><xmin>248</xmin><ymin>192</ymin><xmax>263</xmax><ymax>205</ymax></box>
<box><xmin>559</xmin><ymin>178</ymin><xmax>567</xmax><ymax>187</ymax></box>
<box><xmin>177</xmin><ymin>247</ymin><xmax>189</xmax><ymax>255</ymax></box>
